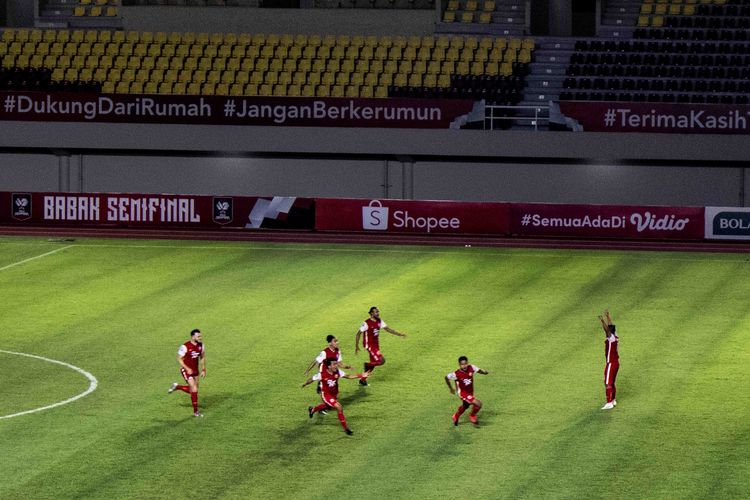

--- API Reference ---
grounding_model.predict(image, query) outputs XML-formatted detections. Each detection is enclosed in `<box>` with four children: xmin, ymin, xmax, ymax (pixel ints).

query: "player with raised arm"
<box><xmin>445</xmin><ymin>356</ymin><xmax>489</xmax><ymax>426</ymax></box>
<box><xmin>168</xmin><ymin>328</ymin><xmax>206</xmax><ymax>417</ymax></box>
<box><xmin>354</xmin><ymin>306</ymin><xmax>406</xmax><ymax>386</ymax></box>
<box><xmin>599</xmin><ymin>310</ymin><xmax>620</xmax><ymax>410</ymax></box>
<box><xmin>302</xmin><ymin>359</ymin><xmax>369</xmax><ymax>435</ymax></box>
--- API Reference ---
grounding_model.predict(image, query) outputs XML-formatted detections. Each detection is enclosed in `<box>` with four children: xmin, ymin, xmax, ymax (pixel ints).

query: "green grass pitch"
<box><xmin>0</xmin><ymin>236</ymin><xmax>748</xmax><ymax>499</ymax></box>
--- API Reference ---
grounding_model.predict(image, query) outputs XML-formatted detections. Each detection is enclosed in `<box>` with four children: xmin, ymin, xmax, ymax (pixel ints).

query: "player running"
<box><xmin>599</xmin><ymin>310</ymin><xmax>620</xmax><ymax>410</ymax></box>
<box><xmin>354</xmin><ymin>306</ymin><xmax>406</xmax><ymax>386</ymax></box>
<box><xmin>304</xmin><ymin>335</ymin><xmax>352</xmax><ymax>375</ymax></box>
<box><xmin>302</xmin><ymin>359</ymin><xmax>369</xmax><ymax>435</ymax></box>
<box><xmin>445</xmin><ymin>356</ymin><xmax>489</xmax><ymax>426</ymax></box>
<box><xmin>168</xmin><ymin>328</ymin><xmax>206</xmax><ymax>417</ymax></box>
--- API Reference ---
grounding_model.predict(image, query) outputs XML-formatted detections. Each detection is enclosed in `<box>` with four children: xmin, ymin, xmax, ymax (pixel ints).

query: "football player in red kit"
<box><xmin>168</xmin><ymin>328</ymin><xmax>206</xmax><ymax>417</ymax></box>
<box><xmin>354</xmin><ymin>306</ymin><xmax>406</xmax><ymax>386</ymax></box>
<box><xmin>445</xmin><ymin>356</ymin><xmax>489</xmax><ymax>426</ymax></box>
<box><xmin>599</xmin><ymin>310</ymin><xmax>620</xmax><ymax>410</ymax></box>
<box><xmin>304</xmin><ymin>335</ymin><xmax>352</xmax><ymax>375</ymax></box>
<box><xmin>302</xmin><ymin>359</ymin><xmax>369</xmax><ymax>435</ymax></box>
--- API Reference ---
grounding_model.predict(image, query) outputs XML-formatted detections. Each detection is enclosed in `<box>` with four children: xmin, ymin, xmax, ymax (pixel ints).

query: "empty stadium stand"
<box><xmin>0</xmin><ymin>28</ymin><xmax>533</xmax><ymax>107</ymax></box>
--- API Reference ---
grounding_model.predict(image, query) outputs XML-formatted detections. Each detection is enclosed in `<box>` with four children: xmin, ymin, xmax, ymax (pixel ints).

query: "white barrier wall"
<box><xmin>0</xmin><ymin>153</ymin><xmax>746</xmax><ymax>206</ymax></box>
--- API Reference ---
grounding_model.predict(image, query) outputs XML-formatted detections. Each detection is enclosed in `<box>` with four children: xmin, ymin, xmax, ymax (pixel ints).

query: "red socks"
<box><xmin>455</xmin><ymin>405</ymin><xmax>468</xmax><ymax>417</ymax></box>
<box><xmin>190</xmin><ymin>392</ymin><xmax>198</xmax><ymax>412</ymax></box>
<box><xmin>176</xmin><ymin>385</ymin><xmax>190</xmax><ymax>393</ymax></box>
<box><xmin>312</xmin><ymin>403</ymin><xmax>328</xmax><ymax>414</ymax></box>
<box><xmin>337</xmin><ymin>411</ymin><xmax>348</xmax><ymax>430</ymax></box>
<box><xmin>470</xmin><ymin>405</ymin><xmax>481</xmax><ymax>416</ymax></box>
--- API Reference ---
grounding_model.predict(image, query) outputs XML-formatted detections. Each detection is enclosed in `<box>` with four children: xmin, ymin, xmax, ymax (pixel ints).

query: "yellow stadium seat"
<box><xmin>245</xmin><ymin>83</ymin><xmax>259</xmax><ymax>96</ymax></box>
<box><xmin>360</xmin><ymin>85</ymin><xmax>373</xmax><ymax>98</ymax></box>
<box><xmin>102</xmin><ymin>81</ymin><xmax>115</xmax><ymax>93</ymax></box>
<box><xmin>374</xmin><ymin>86</ymin><xmax>388</xmax><ymax>98</ymax></box>
<box><xmin>423</xmin><ymin>74</ymin><xmax>437</xmax><ymax>87</ymax></box>
<box><xmin>215</xmin><ymin>83</ymin><xmax>229</xmax><ymax>96</ymax></box>
<box><xmin>443</xmin><ymin>11</ymin><xmax>456</xmax><ymax>22</ymax></box>
<box><xmin>483</xmin><ymin>0</ymin><xmax>495</xmax><ymax>10</ymax></box>
<box><xmin>466</xmin><ymin>0</ymin><xmax>478</xmax><ymax>10</ymax></box>
<box><xmin>144</xmin><ymin>81</ymin><xmax>158</xmax><ymax>94</ymax></box>
<box><xmin>447</xmin><ymin>0</ymin><xmax>458</xmax><ymax>10</ymax></box>
<box><xmin>651</xmin><ymin>15</ymin><xmax>664</xmax><ymax>27</ymax></box>
<box><xmin>479</xmin><ymin>12</ymin><xmax>491</xmax><ymax>23</ymax></box>
<box><xmin>73</xmin><ymin>6</ymin><xmax>86</xmax><ymax>16</ymax></box>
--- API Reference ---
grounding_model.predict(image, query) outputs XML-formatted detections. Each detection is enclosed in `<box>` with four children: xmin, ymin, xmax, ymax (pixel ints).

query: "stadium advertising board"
<box><xmin>0</xmin><ymin>192</ymin><xmax>314</xmax><ymax>230</ymax></box>
<box><xmin>705</xmin><ymin>207</ymin><xmax>750</xmax><ymax>240</ymax></box>
<box><xmin>316</xmin><ymin>198</ymin><xmax>511</xmax><ymax>234</ymax></box>
<box><xmin>512</xmin><ymin>203</ymin><xmax>705</xmax><ymax>239</ymax></box>
<box><xmin>0</xmin><ymin>91</ymin><xmax>481</xmax><ymax>129</ymax></box>
<box><xmin>556</xmin><ymin>101</ymin><xmax>750</xmax><ymax>134</ymax></box>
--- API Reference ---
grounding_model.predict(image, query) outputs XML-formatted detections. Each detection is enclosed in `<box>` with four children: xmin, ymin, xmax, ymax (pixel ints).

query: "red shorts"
<box><xmin>181</xmin><ymin>367</ymin><xmax>199</xmax><ymax>381</ymax></box>
<box><xmin>459</xmin><ymin>393</ymin><xmax>476</xmax><ymax>404</ymax></box>
<box><xmin>604</xmin><ymin>362</ymin><xmax>619</xmax><ymax>386</ymax></box>
<box><xmin>320</xmin><ymin>392</ymin><xmax>338</xmax><ymax>408</ymax></box>
<box><xmin>367</xmin><ymin>348</ymin><xmax>383</xmax><ymax>365</ymax></box>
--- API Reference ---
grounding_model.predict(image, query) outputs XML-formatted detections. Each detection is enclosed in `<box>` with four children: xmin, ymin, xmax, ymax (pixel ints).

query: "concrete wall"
<box><xmin>1</xmin><ymin>117</ymin><xmax>747</xmax><ymax>206</ymax></box>
<box><xmin>0</xmin><ymin>152</ymin><xmax>746</xmax><ymax>206</ymax></box>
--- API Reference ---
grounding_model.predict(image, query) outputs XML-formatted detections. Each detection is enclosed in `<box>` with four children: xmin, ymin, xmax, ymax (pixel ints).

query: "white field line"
<box><xmin>0</xmin><ymin>245</ymin><xmax>74</xmax><ymax>272</ymax></box>
<box><xmin>28</xmin><ymin>243</ymin><xmax>750</xmax><ymax>263</ymax></box>
<box><xmin>0</xmin><ymin>241</ymin><xmax>744</xmax><ymax>263</ymax></box>
<box><xmin>0</xmin><ymin>350</ymin><xmax>98</xmax><ymax>420</ymax></box>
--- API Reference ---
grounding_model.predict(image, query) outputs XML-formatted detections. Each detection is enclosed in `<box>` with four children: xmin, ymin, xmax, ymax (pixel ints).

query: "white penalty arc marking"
<box><xmin>0</xmin><ymin>350</ymin><xmax>98</xmax><ymax>420</ymax></box>
<box><xmin>0</xmin><ymin>245</ymin><xmax>74</xmax><ymax>272</ymax></box>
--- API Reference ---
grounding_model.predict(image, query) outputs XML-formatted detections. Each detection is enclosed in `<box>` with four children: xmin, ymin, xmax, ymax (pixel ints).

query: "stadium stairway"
<box><xmin>437</xmin><ymin>0</ymin><xmax>527</xmax><ymax>37</ymax></box>
<box><xmin>598</xmin><ymin>0</ymin><xmax>638</xmax><ymax>38</ymax></box>
<box><xmin>510</xmin><ymin>36</ymin><xmax>571</xmax><ymax>130</ymax></box>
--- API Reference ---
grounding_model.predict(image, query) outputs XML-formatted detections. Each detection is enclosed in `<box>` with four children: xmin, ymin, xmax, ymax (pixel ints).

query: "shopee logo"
<box><xmin>362</xmin><ymin>200</ymin><xmax>389</xmax><ymax>230</ymax></box>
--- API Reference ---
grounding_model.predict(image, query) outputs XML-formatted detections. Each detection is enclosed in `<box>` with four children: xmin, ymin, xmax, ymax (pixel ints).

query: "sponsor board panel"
<box><xmin>0</xmin><ymin>91</ymin><xmax>480</xmax><ymax>129</ymax></box>
<box><xmin>316</xmin><ymin>198</ymin><xmax>511</xmax><ymax>235</ymax></box>
<box><xmin>705</xmin><ymin>207</ymin><xmax>750</xmax><ymax>240</ymax></box>
<box><xmin>556</xmin><ymin>101</ymin><xmax>750</xmax><ymax>134</ymax></box>
<box><xmin>512</xmin><ymin>204</ymin><xmax>704</xmax><ymax>240</ymax></box>
<box><xmin>0</xmin><ymin>192</ymin><xmax>314</xmax><ymax>230</ymax></box>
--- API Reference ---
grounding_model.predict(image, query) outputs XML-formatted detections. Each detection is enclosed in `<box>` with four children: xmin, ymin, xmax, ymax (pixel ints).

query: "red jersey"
<box><xmin>360</xmin><ymin>318</ymin><xmax>387</xmax><ymax>351</ymax></box>
<box><xmin>605</xmin><ymin>334</ymin><xmax>619</xmax><ymax>364</ymax></box>
<box><xmin>447</xmin><ymin>365</ymin><xmax>481</xmax><ymax>398</ymax></box>
<box><xmin>313</xmin><ymin>368</ymin><xmax>344</xmax><ymax>398</ymax></box>
<box><xmin>178</xmin><ymin>341</ymin><xmax>204</xmax><ymax>372</ymax></box>
<box><xmin>316</xmin><ymin>347</ymin><xmax>342</xmax><ymax>367</ymax></box>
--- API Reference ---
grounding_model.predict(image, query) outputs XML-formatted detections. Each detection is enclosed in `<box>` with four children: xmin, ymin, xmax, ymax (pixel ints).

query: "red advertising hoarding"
<box><xmin>511</xmin><ymin>203</ymin><xmax>705</xmax><ymax>240</ymax></box>
<box><xmin>556</xmin><ymin>101</ymin><xmax>750</xmax><ymax>134</ymax></box>
<box><xmin>316</xmin><ymin>198</ymin><xmax>511</xmax><ymax>235</ymax></box>
<box><xmin>0</xmin><ymin>91</ymin><xmax>481</xmax><ymax>129</ymax></box>
<box><xmin>0</xmin><ymin>192</ymin><xmax>314</xmax><ymax>230</ymax></box>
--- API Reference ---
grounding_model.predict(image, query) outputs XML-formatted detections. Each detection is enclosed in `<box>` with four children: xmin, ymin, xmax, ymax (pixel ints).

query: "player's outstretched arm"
<box><xmin>200</xmin><ymin>353</ymin><xmax>206</xmax><ymax>379</ymax></box>
<box><xmin>445</xmin><ymin>376</ymin><xmax>456</xmax><ymax>394</ymax></box>
<box><xmin>598</xmin><ymin>315</ymin><xmax>610</xmax><ymax>336</ymax></box>
<box><xmin>301</xmin><ymin>377</ymin><xmax>315</xmax><ymax>389</ymax></box>
<box><xmin>342</xmin><ymin>371</ymin><xmax>369</xmax><ymax>381</ymax></box>
<box><xmin>605</xmin><ymin>310</ymin><xmax>614</xmax><ymax>325</ymax></box>
<box><xmin>385</xmin><ymin>326</ymin><xmax>406</xmax><ymax>338</ymax></box>
<box><xmin>355</xmin><ymin>331</ymin><xmax>362</xmax><ymax>354</ymax></box>
<box><xmin>477</xmin><ymin>368</ymin><xmax>489</xmax><ymax>375</ymax></box>
<box><xmin>304</xmin><ymin>358</ymin><xmax>318</xmax><ymax>375</ymax></box>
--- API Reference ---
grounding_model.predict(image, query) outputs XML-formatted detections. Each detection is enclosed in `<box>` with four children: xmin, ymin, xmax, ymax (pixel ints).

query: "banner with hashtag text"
<box><xmin>558</xmin><ymin>101</ymin><xmax>750</xmax><ymax>134</ymax></box>
<box><xmin>0</xmin><ymin>91</ymin><xmax>480</xmax><ymax>129</ymax></box>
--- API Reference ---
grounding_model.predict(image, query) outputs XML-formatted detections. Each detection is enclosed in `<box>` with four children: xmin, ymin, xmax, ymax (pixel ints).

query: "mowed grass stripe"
<box><xmin>0</xmin><ymin>238</ymin><xmax>748</xmax><ymax>499</ymax></box>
